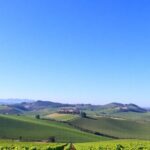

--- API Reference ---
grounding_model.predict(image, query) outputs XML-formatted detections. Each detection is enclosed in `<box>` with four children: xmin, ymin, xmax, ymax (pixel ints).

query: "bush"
<box><xmin>35</xmin><ymin>114</ymin><xmax>40</xmax><ymax>119</ymax></box>
<box><xmin>80</xmin><ymin>112</ymin><xmax>87</xmax><ymax>118</ymax></box>
<box><xmin>47</xmin><ymin>136</ymin><xmax>55</xmax><ymax>142</ymax></box>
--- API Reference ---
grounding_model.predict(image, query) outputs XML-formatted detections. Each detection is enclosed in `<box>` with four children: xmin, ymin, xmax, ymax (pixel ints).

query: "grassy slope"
<box><xmin>84</xmin><ymin>109</ymin><xmax>150</xmax><ymax>118</ymax></box>
<box><xmin>111</xmin><ymin>112</ymin><xmax>150</xmax><ymax>121</ymax></box>
<box><xmin>71</xmin><ymin>117</ymin><xmax>150</xmax><ymax>139</ymax></box>
<box><xmin>0</xmin><ymin>115</ymin><xmax>109</xmax><ymax>142</ymax></box>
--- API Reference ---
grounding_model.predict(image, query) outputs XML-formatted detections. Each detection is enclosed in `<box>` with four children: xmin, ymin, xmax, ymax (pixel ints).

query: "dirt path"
<box><xmin>70</xmin><ymin>143</ymin><xmax>76</xmax><ymax>150</ymax></box>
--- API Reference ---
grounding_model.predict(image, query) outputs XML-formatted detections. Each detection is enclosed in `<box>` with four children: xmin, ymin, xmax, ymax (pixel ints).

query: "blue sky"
<box><xmin>0</xmin><ymin>0</ymin><xmax>150</xmax><ymax>106</ymax></box>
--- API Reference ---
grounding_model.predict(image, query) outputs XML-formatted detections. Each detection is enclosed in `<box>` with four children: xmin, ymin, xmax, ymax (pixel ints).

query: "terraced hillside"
<box><xmin>70</xmin><ymin>116</ymin><xmax>150</xmax><ymax>139</ymax></box>
<box><xmin>0</xmin><ymin>115</ymin><xmax>109</xmax><ymax>142</ymax></box>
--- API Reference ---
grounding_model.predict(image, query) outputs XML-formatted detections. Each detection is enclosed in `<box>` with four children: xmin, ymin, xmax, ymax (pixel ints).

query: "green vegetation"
<box><xmin>84</xmin><ymin>108</ymin><xmax>150</xmax><ymax>120</ymax></box>
<box><xmin>71</xmin><ymin>116</ymin><xmax>150</xmax><ymax>139</ymax></box>
<box><xmin>35</xmin><ymin>114</ymin><xmax>40</xmax><ymax>119</ymax></box>
<box><xmin>0</xmin><ymin>101</ymin><xmax>150</xmax><ymax>147</ymax></box>
<box><xmin>0</xmin><ymin>140</ymin><xmax>150</xmax><ymax>150</ymax></box>
<box><xmin>111</xmin><ymin>111</ymin><xmax>150</xmax><ymax>121</ymax></box>
<box><xmin>75</xmin><ymin>140</ymin><xmax>150</xmax><ymax>150</ymax></box>
<box><xmin>0</xmin><ymin>115</ymin><xmax>109</xmax><ymax>142</ymax></box>
<box><xmin>80</xmin><ymin>112</ymin><xmax>87</xmax><ymax>118</ymax></box>
<box><xmin>24</xmin><ymin>108</ymin><xmax>58</xmax><ymax>118</ymax></box>
<box><xmin>0</xmin><ymin>140</ymin><xmax>66</xmax><ymax>150</ymax></box>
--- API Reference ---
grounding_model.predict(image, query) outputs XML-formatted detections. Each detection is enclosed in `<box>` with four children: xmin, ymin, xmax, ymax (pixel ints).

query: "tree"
<box><xmin>47</xmin><ymin>136</ymin><xmax>55</xmax><ymax>142</ymax></box>
<box><xmin>80</xmin><ymin>112</ymin><xmax>87</xmax><ymax>118</ymax></box>
<box><xmin>35</xmin><ymin>114</ymin><xmax>40</xmax><ymax>119</ymax></box>
<box><xmin>19</xmin><ymin>136</ymin><xmax>22</xmax><ymax>141</ymax></box>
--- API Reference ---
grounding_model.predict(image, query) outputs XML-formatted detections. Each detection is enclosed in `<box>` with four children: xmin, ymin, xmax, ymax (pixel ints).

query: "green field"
<box><xmin>0</xmin><ymin>140</ymin><xmax>150</xmax><ymax>150</ymax></box>
<box><xmin>0</xmin><ymin>115</ymin><xmax>109</xmax><ymax>142</ymax></box>
<box><xmin>0</xmin><ymin>140</ymin><xmax>66</xmax><ymax>150</ymax></box>
<box><xmin>1</xmin><ymin>112</ymin><xmax>150</xmax><ymax>149</ymax></box>
<box><xmin>70</xmin><ymin>116</ymin><xmax>150</xmax><ymax>139</ymax></box>
<box><xmin>44</xmin><ymin>113</ymin><xmax>79</xmax><ymax>121</ymax></box>
<box><xmin>75</xmin><ymin>140</ymin><xmax>150</xmax><ymax>150</ymax></box>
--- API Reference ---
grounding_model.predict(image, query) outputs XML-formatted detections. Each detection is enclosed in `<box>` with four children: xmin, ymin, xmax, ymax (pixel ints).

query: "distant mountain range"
<box><xmin>0</xmin><ymin>99</ymin><xmax>149</xmax><ymax>114</ymax></box>
<box><xmin>0</xmin><ymin>98</ymin><xmax>34</xmax><ymax>104</ymax></box>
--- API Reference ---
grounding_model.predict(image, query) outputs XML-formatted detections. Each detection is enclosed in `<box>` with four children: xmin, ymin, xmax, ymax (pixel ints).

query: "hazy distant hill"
<box><xmin>0</xmin><ymin>99</ymin><xmax>34</xmax><ymax>104</ymax></box>
<box><xmin>100</xmin><ymin>102</ymin><xmax>147</xmax><ymax>113</ymax></box>
<box><xmin>12</xmin><ymin>100</ymin><xmax>74</xmax><ymax>111</ymax></box>
<box><xmin>0</xmin><ymin>99</ymin><xmax>148</xmax><ymax>115</ymax></box>
<box><xmin>0</xmin><ymin>105</ymin><xmax>23</xmax><ymax>114</ymax></box>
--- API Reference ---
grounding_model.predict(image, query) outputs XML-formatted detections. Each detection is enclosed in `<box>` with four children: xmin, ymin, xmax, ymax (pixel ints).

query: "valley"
<box><xmin>0</xmin><ymin>99</ymin><xmax>150</xmax><ymax>149</ymax></box>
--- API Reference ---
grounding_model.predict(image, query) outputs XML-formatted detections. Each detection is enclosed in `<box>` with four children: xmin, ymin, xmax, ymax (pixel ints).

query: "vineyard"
<box><xmin>75</xmin><ymin>140</ymin><xmax>150</xmax><ymax>150</ymax></box>
<box><xmin>0</xmin><ymin>140</ymin><xmax>150</xmax><ymax>150</ymax></box>
<box><xmin>0</xmin><ymin>140</ymin><xmax>67</xmax><ymax>150</ymax></box>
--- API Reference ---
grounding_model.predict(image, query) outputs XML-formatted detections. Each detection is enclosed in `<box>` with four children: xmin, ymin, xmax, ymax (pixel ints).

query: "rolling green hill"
<box><xmin>110</xmin><ymin>111</ymin><xmax>150</xmax><ymax>121</ymax></box>
<box><xmin>70</xmin><ymin>116</ymin><xmax>150</xmax><ymax>140</ymax></box>
<box><xmin>0</xmin><ymin>115</ymin><xmax>109</xmax><ymax>142</ymax></box>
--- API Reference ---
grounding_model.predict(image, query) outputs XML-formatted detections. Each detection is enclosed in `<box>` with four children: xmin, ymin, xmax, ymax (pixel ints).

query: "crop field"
<box><xmin>45</xmin><ymin>113</ymin><xmax>79</xmax><ymax>121</ymax></box>
<box><xmin>0</xmin><ymin>140</ymin><xmax>67</xmax><ymax>150</ymax></box>
<box><xmin>75</xmin><ymin>140</ymin><xmax>150</xmax><ymax>150</ymax></box>
<box><xmin>0</xmin><ymin>140</ymin><xmax>150</xmax><ymax>150</ymax></box>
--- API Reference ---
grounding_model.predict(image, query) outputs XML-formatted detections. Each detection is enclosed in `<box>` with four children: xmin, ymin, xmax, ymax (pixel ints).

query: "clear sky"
<box><xmin>0</xmin><ymin>0</ymin><xmax>150</xmax><ymax>106</ymax></box>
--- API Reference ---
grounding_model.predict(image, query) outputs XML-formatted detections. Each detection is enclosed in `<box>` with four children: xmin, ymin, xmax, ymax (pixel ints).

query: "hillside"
<box><xmin>83</xmin><ymin>103</ymin><xmax>147</xmax><ymax>115</ymax></box>
<box><xmin>0</xmin><ymin>100</ymin><xmax>150</xmax><ymax>143</ymax></box>
<box><xmin>0</xmin><ymin>114</ymin><xmax>109</xmax><ymax>142</ymax></box>
<box><xmin>70</xmin><ymin>116</ymin><xmax>150</xmax><ymax>140</ymax></box>
<box><xmin>0</xmin><ymin>100</ymin><xmax>148</xmax><ymax>116</ymax></box>
<box><xmin>100</xmin><ymin>103</ymin><xmax>147</xmax><ymax>113</ymax></box>
<box><xmin>108</xmin><ymin>111</ymin><xmax>150</xmax><ymax>121</ymax></box>
<box><xmin>0</xmin><ymin>105</ymin><xmax>23</xmax><ymax>114</ymax></box>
